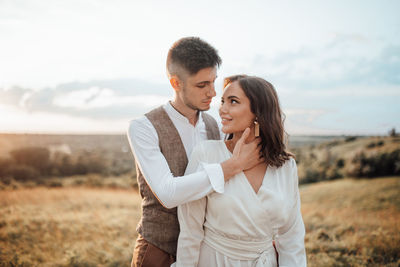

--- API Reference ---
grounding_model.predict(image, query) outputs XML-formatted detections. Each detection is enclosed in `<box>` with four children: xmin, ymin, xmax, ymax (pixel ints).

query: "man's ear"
<box><xmin>169</xmin><ymin>76</ymin><xmax>181</xmax><ymax>92</ymax></box>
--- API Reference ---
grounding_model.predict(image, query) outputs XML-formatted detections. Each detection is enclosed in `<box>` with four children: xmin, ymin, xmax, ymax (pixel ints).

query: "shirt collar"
<box><xmin>165</xmin><ymin>101</ymin><xmax>204</xmax><ymax>126</ymax></box>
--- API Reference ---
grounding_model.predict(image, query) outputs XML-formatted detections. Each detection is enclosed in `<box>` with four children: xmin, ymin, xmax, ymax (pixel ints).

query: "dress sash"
<box><xmin>203</xmin><ymin>227</ymin><xmax>276</xmax><ymax>266</ymax></box>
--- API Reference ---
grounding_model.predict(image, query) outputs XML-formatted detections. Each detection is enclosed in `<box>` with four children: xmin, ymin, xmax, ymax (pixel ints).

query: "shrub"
<box><xmin>367</xmin><ymin>141</ymin><xmax>384</xmax><ymax>149</ymax></box>
<box><xmin>10</xmin><ymin>147</ymin><xmax>50</xmax><ymax>175</ymax></box>
<box><xmin>367</xmin><ymin>142</ymin><xmax>376</xmax><ymax>148</ymax></box>
<box><xmin>346</xmin><ymin>149</ymin><xmax>400</xmax><ymax>178</ymax></box>
<box><xmin>0</xmin><ymin>157</ymin><xmax>13</xmax><ymax>177</ymax></box>
<box><xmin>53</xmin><ymin>154</ymin><xmax>75</xmax><ymax>176</ymax></box>
<box><xmin>345</xmin><ymin>136</ymin><xmax>357</xmax><ymax>142</ymax></box>
<box><xmin>47</xmin><ymin>181</ymin><xmax>63</xmax><ymax>187</ymax></box>
<box><xmin>300</xmin><ymin>169</ymin><xmax>321</xmax><ymax>184</ymax></box>
<box><xmin>83</xmin><ymin>156</ymin><xmax>107</xmax><ymax>174</ymax></box>
<box><xmin>388</xmin><ymin>128</ymin><xmax>397</xmax><ymax>137</ymax></box>
<box><xmin>5</xmin><ymin>165</ymin><xmax>40</xmax><ymax>182</ymax></box>
<box><xmin>325</xmin><ymin>168</ymin><xmax>343</xmax><ymax>180</ymax></box>
<box><xmin>336</xmin><ymin>158</ymin><xmax>345</xmax><ymax>168</ymax></box>
<box><xmin>73</xmin><ymin>161</ymin><xmax>89</xmax><ymax>175</ymax></box>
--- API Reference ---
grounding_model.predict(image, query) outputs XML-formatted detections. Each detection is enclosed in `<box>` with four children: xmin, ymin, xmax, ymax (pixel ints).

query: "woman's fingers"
<box><xmin>233</xmin><ymin>128</ymin><xmax>250</xmax><ymax>157</ymax></box>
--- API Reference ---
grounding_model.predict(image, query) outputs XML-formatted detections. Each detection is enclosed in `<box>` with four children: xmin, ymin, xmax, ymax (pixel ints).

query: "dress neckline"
<box><xmin>221</xmin><ymin>141</ymin><xmax>269</xmax><ymax>197</ymax></box>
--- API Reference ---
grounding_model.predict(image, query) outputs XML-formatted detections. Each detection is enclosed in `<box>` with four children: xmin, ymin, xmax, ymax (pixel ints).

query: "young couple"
<box><xmin>127</xmin><ymin>37</ymin><xmax>306</xmax><ymax>267</ymax></box>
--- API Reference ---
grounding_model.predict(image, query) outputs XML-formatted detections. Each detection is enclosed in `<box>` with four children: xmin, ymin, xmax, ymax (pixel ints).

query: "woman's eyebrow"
<box><xmin>221</xmin><ymin>95</ymin><xmax>239</xmax><ymax>100</ymax></box>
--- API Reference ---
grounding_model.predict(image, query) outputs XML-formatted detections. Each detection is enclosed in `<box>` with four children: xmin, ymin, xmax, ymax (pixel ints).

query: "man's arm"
<box><xmin>127</xmin><ymin>118</ymin><xmax>260</xmax><ymax>209</ymax></box>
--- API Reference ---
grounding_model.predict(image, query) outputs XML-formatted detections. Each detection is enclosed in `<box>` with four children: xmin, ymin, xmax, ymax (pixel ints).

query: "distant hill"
<box><xmin>288</xmin><ymin>135</ymin><xmax>348</xmax><ymax>149</ymax></box>
<box><xmin>293</xmin><ymin>135</ymin><xmax>400</xmax><ymax>183</ymax></box>
<box><xmin>0</xmin><ymin>134</ymin><xmax>131</xmax><ymax>157</ymax></box>
<box><xmin>0</xmin><ymin>134</ymin><xmax>134</xmax><ymax>185</ymax></box>
<box><xmin>0</xmin><ymin>133</ymin><xmax>343</xmax><ymax>157</ymax></box>
<box><xmin>1</xmin><ymin>134</ymin><xmax>398</xmax><ymax>186</ymax></box>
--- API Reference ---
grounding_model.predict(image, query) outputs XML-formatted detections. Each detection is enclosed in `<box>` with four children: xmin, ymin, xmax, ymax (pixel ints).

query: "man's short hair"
<box><xmin>166</xmin><ymin>37</ymin><xmax>222</xmax><ymax>79</ymax></box>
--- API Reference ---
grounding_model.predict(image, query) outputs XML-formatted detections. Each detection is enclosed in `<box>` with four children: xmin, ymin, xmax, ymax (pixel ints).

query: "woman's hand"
<box><xmin>221</xmin><ymin>128</ymin><xmax>263</xmax><ymax>181</ymax></box>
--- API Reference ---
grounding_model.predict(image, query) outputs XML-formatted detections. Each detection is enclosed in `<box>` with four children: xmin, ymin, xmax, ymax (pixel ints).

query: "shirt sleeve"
<box><xmin>127</xmin><ymin>117</ymin><xmax>224</xmax><ymax>209</ymax></box>
<box><xmin>275</xmin><ymin>159</ymin><xmax>307</xmax><ymax>267</ymax></box>
<box><xmin>176</xmin><ymin>145</ymin><xmax>208</xmax><ymax>267</ymax></box>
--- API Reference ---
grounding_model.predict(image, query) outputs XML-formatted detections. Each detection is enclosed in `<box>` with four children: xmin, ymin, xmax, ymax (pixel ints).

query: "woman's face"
<box><xmin>219</xmin><ymin>81</ymin><xmax>256</xmax><ymax>134</ymax></box>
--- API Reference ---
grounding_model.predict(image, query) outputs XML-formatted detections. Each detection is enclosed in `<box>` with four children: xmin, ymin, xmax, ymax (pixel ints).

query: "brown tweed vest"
<box><xmin>136</xmin><ymin>106</ymin><xmax>220</xmax><ymax>256</ymax></box>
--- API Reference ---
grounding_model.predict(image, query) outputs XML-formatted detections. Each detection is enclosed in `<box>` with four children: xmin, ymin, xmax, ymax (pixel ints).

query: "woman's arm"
<box><xmin>275</xmin><ymin>160</ymin><xmax>307</xmax><ymax>267</ymax></box>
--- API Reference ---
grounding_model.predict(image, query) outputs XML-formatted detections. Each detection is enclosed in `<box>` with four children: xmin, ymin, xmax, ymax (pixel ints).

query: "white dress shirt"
<box><xmin>127</xmin><ymin>102</ymin><xmax>225</xmax><ymax>209</ymax></box>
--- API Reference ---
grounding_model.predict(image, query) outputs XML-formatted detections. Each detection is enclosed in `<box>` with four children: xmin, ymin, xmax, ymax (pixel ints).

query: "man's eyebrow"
<box><xmin>196</xmin><ymin>76</ymin><xmax>217</xmax><ymax>85</ymax></box>
<box><xmin>196</xmin><ymin>81</ymin><xmax>210</xmax><ymax>85</ymax></box>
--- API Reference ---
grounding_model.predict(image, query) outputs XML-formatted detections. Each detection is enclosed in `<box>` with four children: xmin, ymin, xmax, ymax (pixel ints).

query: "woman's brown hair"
<box><xmin>224</xmin><ymin>75</ymin><xmax>293</xmax><ymax>168</ymax></box>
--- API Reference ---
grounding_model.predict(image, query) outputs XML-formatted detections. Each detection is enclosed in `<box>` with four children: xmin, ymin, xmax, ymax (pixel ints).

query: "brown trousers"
<box><xmin>131</xmin><ymin>235</ymin><xmax>176</xmax><ymax>267</ymax></box>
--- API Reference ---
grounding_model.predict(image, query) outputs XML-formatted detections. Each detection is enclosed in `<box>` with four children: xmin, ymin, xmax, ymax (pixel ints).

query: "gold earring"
<box><xmin>254</xmin><ymin>119</ymin><xmax>260</xmax><ymax>137</ymax></box>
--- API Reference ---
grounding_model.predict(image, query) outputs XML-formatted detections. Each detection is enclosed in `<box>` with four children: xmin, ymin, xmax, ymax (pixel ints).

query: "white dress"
<box><xmin>175</xmin><ymin>140</ymin><xmax>306</xmax><ymax>267</ymax></box>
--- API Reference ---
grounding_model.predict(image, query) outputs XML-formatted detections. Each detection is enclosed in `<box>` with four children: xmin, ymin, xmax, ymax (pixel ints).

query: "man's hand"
<box><xmin>221</xmin><ymin>128</ymin><xmax>263</xmax><ymax>181</ymax></box>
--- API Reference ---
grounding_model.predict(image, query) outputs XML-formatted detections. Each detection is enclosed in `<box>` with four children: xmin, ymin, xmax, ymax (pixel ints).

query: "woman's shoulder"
<box><xmin>270</xmin><ymin>157</ymin><xmax>299</xmax><ymax>193</ymax></box>
<box><xmin>274</xmin><ymin>157</ymin><xmax>298</xmax><ymax>180</ymax></box>
<box><xmin>285</xmin><ymin>157</ymin><xmax>297</xmax><ymax>170</ymax></box>
<box><xmin>272</xmin><ymin>157</ymin><xmax>297</xmax><ymax>171</ymax></box>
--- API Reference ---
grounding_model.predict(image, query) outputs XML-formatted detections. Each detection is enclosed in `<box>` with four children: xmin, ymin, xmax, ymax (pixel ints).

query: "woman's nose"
<box><xmin>219</xmin><ymin>102</ymin><xmax>227</xmax><ymax>114</ymax></box>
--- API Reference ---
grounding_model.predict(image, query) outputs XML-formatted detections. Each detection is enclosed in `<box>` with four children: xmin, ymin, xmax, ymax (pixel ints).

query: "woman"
<box><xmin>175</xmin><ymin>75</ymin><xmax>306</xmax><ymax>266</ymax></box>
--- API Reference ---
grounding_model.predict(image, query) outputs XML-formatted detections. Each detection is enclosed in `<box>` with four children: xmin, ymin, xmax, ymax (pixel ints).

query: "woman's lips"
<box><xmin>221</xmin><ymin>118</ymin><xmax>232</xmax><ymax>125</ymax></box>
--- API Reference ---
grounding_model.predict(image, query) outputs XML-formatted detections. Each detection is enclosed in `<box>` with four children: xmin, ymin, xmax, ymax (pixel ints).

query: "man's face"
<box><xmin>178</xmin><ymin>67</ymin><xmax>217</xmax><ymax>111</ymax></box>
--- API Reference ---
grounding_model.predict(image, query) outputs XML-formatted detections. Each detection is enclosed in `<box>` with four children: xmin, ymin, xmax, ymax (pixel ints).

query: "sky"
<box><xmin>0</xmin><ymin>0</ymin><xmax>399</xmax><ymax>135</ymax></box>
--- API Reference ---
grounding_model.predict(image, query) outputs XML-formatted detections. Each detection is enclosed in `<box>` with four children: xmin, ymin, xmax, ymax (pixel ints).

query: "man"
<box><xmin>127</xmin><ymin>37</ymin><xmax>261</xmax><ymax>267</ymax></box>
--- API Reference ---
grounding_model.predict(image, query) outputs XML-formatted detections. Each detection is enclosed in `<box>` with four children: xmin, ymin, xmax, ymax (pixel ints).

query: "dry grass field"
<box><xmin>0</xmin><ymin>177</ymin><xmax>399</xmax><ymax>266</ymax></box>
<box><xmin>0</xmin><ymin>188</ymin><xmax>141</xmax><ymax>267</ymax></box>
<box><xmin>301</xmin><ymin>177</ymin><xmax>400</xmax><ymax>266</ymax></box>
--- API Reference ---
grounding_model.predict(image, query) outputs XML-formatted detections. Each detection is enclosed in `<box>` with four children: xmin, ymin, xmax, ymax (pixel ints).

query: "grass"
<box><xmin>0</xmin><ymin>174</ymin><xmax>138</xmax><ymax>191</ymax></box>
<box><xmin>301</xmin><ymin>177</ymin><xmax>400</xmax><ymax>266</ymax></box>
<box><xmin>0</xmin><ymin>177</ymin><xmax>399</xmax><ymax>266</ymax></box>
<box><xmin>0</xmin><ymin>188</ymin><xmax>141</xmax><ymax>266</ymax></box>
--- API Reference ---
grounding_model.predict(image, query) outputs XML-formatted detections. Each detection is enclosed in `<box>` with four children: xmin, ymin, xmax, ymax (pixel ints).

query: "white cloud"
<box><xmin>284</xmin><ymin>108</ymin><xmax>328</xmax><ymax>123</ymax></box>
<box><xmin>18</xmin><ymin>92</ymin><xmax>33</xmax><ymax>107</ymax></box>
<box><xmin>52</xmin><ymin>87</ymin><xmax>170</xmax><ymax>110</ymax></box>
<box><xmin>0</xmin><ymin>104</ymin><xmax>128</xmax><ymax>134</ymax></box>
